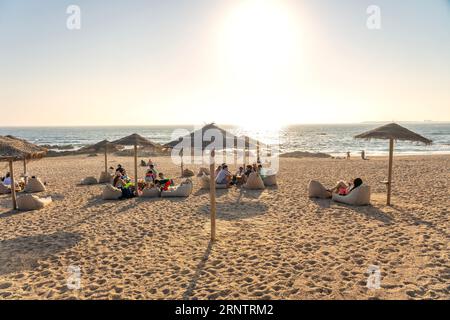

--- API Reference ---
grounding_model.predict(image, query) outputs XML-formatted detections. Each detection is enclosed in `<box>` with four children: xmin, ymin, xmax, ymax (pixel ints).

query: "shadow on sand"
<box><xmin>0</xmin><ymin>231</ymin><xmax>82</xmax><ymax>276</ymax></box>
<box><xmin>182</xmin><ymin>240</ymin><xmax>213</xmax><ymax>300</ymax></box>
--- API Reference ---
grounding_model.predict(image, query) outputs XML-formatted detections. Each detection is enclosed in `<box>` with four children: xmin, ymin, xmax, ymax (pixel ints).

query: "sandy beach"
<box><xmin>0</xmin><ymin>154</ymin><xmax>448</xmax><ymax>300</ymax></box>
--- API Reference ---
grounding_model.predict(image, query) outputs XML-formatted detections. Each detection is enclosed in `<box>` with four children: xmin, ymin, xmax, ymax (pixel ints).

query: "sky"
<box><xmin>0</xmin><ymin>0</ymin><xmax>449</xmax><ymax>127</ymax></box>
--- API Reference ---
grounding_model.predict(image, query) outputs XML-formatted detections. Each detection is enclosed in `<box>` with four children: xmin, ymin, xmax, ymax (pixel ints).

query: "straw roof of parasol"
<box><xmin>0</xmin><ymin>135</ymin><xmax>47</xmax><ymax>161</ymax></box>
<box><xmin>165</xmin><ymin>123</ymin><xmax>263</xmax><ymax>150</ymax></box>
<box><xmin>112</xmin><ymin>133</ymin><xmax>160</xmax><ymax>148</ymax></box>
<box><xmin>354</xmin><ymin>123</ymin><xmax>432</xmax><ymax>145</ymax></box>
<box><xmin>78</xmin><ymin>140</ymin><xmax>121</xmax><ymax>153</ymax></box>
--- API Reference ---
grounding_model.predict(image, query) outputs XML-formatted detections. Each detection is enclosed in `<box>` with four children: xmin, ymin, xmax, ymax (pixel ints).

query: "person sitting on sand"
<box><xmin>155</xmin><ymin>172</ymin><xmax>173</xmax><ymax>191</ymax></box>
<box><xmin>232</xmin><ymin>166</ymin><xmax>245</xmax><ymax>185</ymax></box>
<box><xmin>116</xmin><ymin>164</ymin><xmax>125</xmax><ymax>175</ymax></box>
<box><xmin>2</xmin><ymin>172</ymin><xmax>11</xmax><ymax>186</ymax></box>
<box><xmin>145</xmin><ymin>169</ymin><xmax>156</xmax><ymax>184</ymax></box>
<box><xmin>244</xmin><ymin>165</ymin><xmax>253</xmax><ymax>177</ymax></box>
<box><xmin>214</xmin><ymin>165</ymin><xmax>223</xmax><ymax>177</ymax></box>
<box><xmin>149</xmin><ymin>164</ymin><xmax>158</xmax><ymax>176</ymax></box>
<box><xmin>328</xmin><ymin>178</ymin><xmax>363</xmax><ymax>196</ymax></box>
<box><xmin>113</xmin><ymin>172</ymin><xmax>135</xmax><ymax>198</ymax></box>
<box><xmin>216</xmin><ymin>165</ymin><xmax>232</xmax><ymax>186</ymax></box>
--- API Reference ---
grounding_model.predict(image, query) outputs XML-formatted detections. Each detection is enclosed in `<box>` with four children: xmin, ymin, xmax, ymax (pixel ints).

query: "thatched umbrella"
<box><xmin>79</xmin><ymin>140</ymin><xmax>121</xmax><ymax>173</ymax></box>
<box><xmin>165</xmin><ymin>123</ymin><xmax>264</xmax><ymax>164</ymax></box>
<box><xmin>0</xmin><ymin>136</ymin><xmax>47</xmax><ymax>209</ymax></box>
<box><xmin>355</xmin><ymin>123</ymin><xmax>432</xmax><ymax>205</ymax></box>
<box><xmin>112</xmin><ymin>134</ymin><xmax>160</xmax><ymax>194</ymax></box>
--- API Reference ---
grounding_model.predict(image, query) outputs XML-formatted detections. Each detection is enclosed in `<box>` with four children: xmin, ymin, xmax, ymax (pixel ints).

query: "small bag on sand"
<box><xmin>182</xmin><ymin>168</ymin><xmax>195</xmax><ymax>177</ymax></box>
<box><xmin>308</xmin><ymin>180</ymin><xmax>331</xmax><ymax>199</ymax></box>
<box><xmin>102</xmin><ymin>184</ymin><xmax>122</xmax><ymax>200</ymax></box>
<box><xmin>17</xmin><ymin>194</ymin><xmax>52</xmax><ymax>211</ymax></box>
<box><xmin>197</xmin><ymin>167</ymin><xmax>210</xmax><ymax>177</ymax></box>
<box><xmin>24</xmin><ymin>177</ymin><xmax>46</xmax><ymax>193</ymax></box>
<box><xmin>244</xmin><ymin>172</ymin><xmax>265</xmax><ymax>190</ymax></box>
<box><xmin>0</xmin><ymin>183</ymin><xmax>11</xmax><ymax>194</ymax></box>
<box><xmin>99</xmin><ymin>172</ymin><xmax>113</xmax><ymax>184</ymax></box>
<box><xmin>81</xmin><ymin>176</ymin><xmax>98</xmax><ymax>185</ymax></box>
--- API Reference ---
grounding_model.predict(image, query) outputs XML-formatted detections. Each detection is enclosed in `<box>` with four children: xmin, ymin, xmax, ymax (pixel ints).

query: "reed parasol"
<box><xmin>355</xmin><ymin>123</ymin><xmax>432</xmax><ymax>205</ymax></box>
<box><xmin>0</xmin><ymin>135</ymin><xmax>47</xmax><ymax>209</ymax></box>
<box><xmin>112</xmin><ymin>134</ymin><xmax>160</xmax><ymax>194</ymax></box>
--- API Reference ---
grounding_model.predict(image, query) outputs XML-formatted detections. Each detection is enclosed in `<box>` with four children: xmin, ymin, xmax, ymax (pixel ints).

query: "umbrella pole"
<box><xmin>181</xmin><ymin>156</ymin><xmax>184</xmax><ymax>177</ymax></box>
<box><xmin>209</xmin><ymin>150</ymin><xmax>216</xmax><ymax>241</ymax></box>
<box><xmin>9</xmin><ymin>160</ymin><xmax>17</xmax><ymax>210</ymax></box>
<box><xmin>23</xmin><ymin>158</ymin><xmax>28</xmax><ymax>184</ymax></box>
<box><xmin>104</xmin><ymin>145</ymin><xmax>108</xmax><ymax>173</ymax></box>
<box><xmin>387</xmin><ymin>138</ymin><xmax>394</xmax><ymax>206</ymax></box>
<box><xmin>134</xmin><ymin>144</ymin><xmax>138</xmax><ymax>197</ymax></box>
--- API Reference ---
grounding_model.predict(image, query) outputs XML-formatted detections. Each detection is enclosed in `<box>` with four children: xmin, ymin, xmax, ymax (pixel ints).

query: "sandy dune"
<box><xmin>0</xmin><ymin>155</ymin><xmax>448</xmax><ymax>299</ymax></box>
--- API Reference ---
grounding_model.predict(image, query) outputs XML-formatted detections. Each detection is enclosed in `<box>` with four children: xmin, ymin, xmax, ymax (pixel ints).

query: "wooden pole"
<box><xmin>134</xmin><ymin>143</ymin><xmax>138</xmax><ymax>196</ymax></box>
<box><xmin>23</xmin><ymin>158</ymin><xmax>28</xmax><ymax>184</ymax></box>
<box><xmin>257</xmin><ymin>141</ymin><xmax>260</xmax><ymax>163</ymax></box>
<box><xmin>209</xmin><ymin>150</ymin><xmax>216</xmax><ymax>241</ymax></box>
<box><xmin>104</xmin><ymin>144</ymin><xmax>108</xmax><ymax>173</ymax></box>
<box><xmin>180</xmin><ymin>148</ymin><xmax>184</xmax><ymax>177</ymax></box>
<box><xmin>9</xmin><ymin>160</ymin><xmax>17</xmax><ymax>210</ymax></box>
<box><xmin>387</xmin><ymin>138</ymin><xmax>394</xmax><ymax>206</ymax></box>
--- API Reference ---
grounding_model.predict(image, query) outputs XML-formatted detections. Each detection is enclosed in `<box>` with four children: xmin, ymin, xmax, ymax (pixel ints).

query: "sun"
<box><xmin>219</xmin><ymin>0</ymin><xmax>298</xmax><ymax>81</ymax></box>
<box><xmin>217</xmin><ymin>0</ymin><xmax>301</xmax><ymax>128</ymax></box>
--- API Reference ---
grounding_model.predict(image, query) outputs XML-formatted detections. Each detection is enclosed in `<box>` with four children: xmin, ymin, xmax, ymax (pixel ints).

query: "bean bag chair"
<box><xmin>332</xmin><ymin>185</ymin><xmax>371</xmax><ymax>206</ymax></box>
<box><xmin>199</xmin><ymin>174</ymin><xmax>228</xmax><ymax>189</ymax></box>
<box><xmin>308</xmin><ymin>180</ymin><xmax>331</xmax><ymax>199</ymax></box>
<box><xmin>0</xmin><ymin>183</ymin><xmax>11</xmax><ymax>194</ymax></box>
<box><xmin>161</xmin><ymin>179</ymin><xmax>193</xmax><ymax>197</ymax></box>
<box><xmin>243</xmin><ymin>172</ymin><xmax>265</xmax><ymax>190</ymax></box>
<box><xmin>99</xmin><ymin>172</ymin><xmax>113</xmax><ymax>184</ymax></box>
<box><xmin>17</xmin><ymin>195</ymin><xmax>52</xmax><ymax>211</ymax></box>
<box><xmin>102</xmin><ymin>184</ymin><xmax>122</xmax><ymax>200</ymax></box>
<box><xmin>24</xmin><ymin>177</ymin><xmax>46</xmax><ymax>193</ymax></box>
<box><xmin>141</xmin><ymin>187</ymin><xmax>160</xmax><ymax>198</ymax></box>
<box><xmin>182</xmin><ymin>168</ymin><xmax>195</xmax><ymax>177</ymax></box>
<box><xmin>81</xmin><ymin>176</ymin><xmax>98</xmax><ymax>185</ymax></box>
<box><xmin>262</xmin><ymin>174</ymin><xmax>277</xmax><ymax>186</ymax></box>
<box><xmin>197</xmin><ymin>167</ymin><xmax>210</xmax><ymax>177</ymax></box>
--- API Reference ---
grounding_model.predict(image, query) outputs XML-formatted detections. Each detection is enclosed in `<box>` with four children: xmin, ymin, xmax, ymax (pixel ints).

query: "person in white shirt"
<box><xmin>215</xmin><ymin>165</ymin><xmax>232</xmax><ymax>185</ymax></box>
<box><xmin>2</xmin><ymin>172</ymin><xmax>12</xmax><ymax>186</ymax></box>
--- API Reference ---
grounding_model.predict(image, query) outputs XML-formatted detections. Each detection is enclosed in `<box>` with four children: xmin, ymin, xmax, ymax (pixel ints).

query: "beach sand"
<box><xmin>0</xmin><ymin>154</ymin><xmax>448</xmax><ymax>300</ymax></box>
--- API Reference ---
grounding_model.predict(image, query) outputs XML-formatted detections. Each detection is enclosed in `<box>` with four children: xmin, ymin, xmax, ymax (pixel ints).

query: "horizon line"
<box><xmin>1</xmin><ymin>120</ymin><xmax>450</xmax><ymax>128</ymax></box>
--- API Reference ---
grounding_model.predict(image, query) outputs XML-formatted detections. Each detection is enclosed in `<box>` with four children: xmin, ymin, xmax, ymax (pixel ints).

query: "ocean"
<box><xmin>0</xmin><ymin>123</ymin><xmax>449</xmax><ymax>157</ymax></box>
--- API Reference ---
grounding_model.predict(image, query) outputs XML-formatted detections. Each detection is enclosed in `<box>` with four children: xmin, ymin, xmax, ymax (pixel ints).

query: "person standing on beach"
<box><xmin>346</xmin><ymin>151</ymin><xmax>351</xmax><ymax>159</ymax></box>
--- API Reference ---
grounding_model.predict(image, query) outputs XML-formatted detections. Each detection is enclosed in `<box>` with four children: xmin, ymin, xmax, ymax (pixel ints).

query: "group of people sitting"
<box><xmin>214</xmin><ymin>162</ymin><xmax>266</xmax><ymax>187</ymax></box>
<box><xmin>111</xmin><ymin>160</ymin><xmax>175</xmax><ymax>199</ymax></box>
<box><xmin>1</xmin><ymin>172</ymin><xmax>26</xmax><ymax>191</ymax></box>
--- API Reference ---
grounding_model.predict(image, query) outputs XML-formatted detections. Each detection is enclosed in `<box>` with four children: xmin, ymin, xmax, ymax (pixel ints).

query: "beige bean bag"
<box><xmin>99</xmin><ymin>172</ymin><xmax>113</xmax><ymax>184</ymax></box>
<box><xmin>332</xmin><ymin>185</ymin><xmax>371</xmax><ymax>206</ymax></box>
<box><xmin>161</xmin><ymin>179</ymin><xmax>193</xmax><ymax>197</ymax></box>
<box><xmin>102</xmin><ymin>184</ymin><xmax>122</xmax><ymax>200</ymax></box>
<box><xmin>182</xmin><ymin>168</ymin><xmax>195</xmax><ymax>177</ymax></box>
<box><xmin>197</xmin><ymin>167</ymin><xmax>210</xmax><ymax>177</ymax></box>
<box><xmin>81</xmin><ymin>176</ymin><xmax>98</xmax><ymax>185</ymax></box>
<box><xmin>141</xmin><ymin>187</ymin><xmax>160</xmax><ymax>198</ymax></box>
<box><xmin>262</xmin><ymin>174</ymin><xmax>277</xmax><ymax>186</ymax></box>
<box><xmin>24</xmin><ymin>177</ymin><xmax>46</xmax><ymax>193</ymax></box>
<box><xmin>17</xmin><ymin>195</ymin><xmax>52</xmax><ymax>211</ymax></box>
<box><xmin>0</xmin><ymin>183</ymin><xmax>11</xmax><ymax>194</ymax></box>
<box><xmin>308</xmin><ymin>180</ymin><xmax>331</xmax><ymax>199</ymax></box>
<box><xmin>244</xmin><ymin>172</ymin><xmax>265</xmax><ymax>190</ymax></box>
<box><xmin>199</xmin><ymin>174</ymin><xmax>228</xmax><ymax>189</ymax></box>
